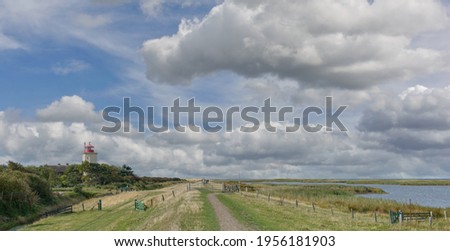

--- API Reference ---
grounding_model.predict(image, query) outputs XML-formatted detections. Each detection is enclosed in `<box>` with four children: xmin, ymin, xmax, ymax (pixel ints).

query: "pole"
<box><xmin>409</xmin><ymin>199</ymin><xmax>412</xmax><ymax>222</ymax></box>
<box><xmin>429</xmin><ymin>211</ymin><xmax>433</xmax><ymax>227</ymax></box>
<box><xmin>238</xmin><ymin>172</ymin><xmax>241</xmax><ymax>194</ymax></box>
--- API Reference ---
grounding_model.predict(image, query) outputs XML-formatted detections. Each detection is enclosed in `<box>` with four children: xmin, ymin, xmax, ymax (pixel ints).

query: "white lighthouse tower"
<box><xmin>82</xmin><ymin>142</ymin><xmax>97</xmax><ymax>163</ymax></box>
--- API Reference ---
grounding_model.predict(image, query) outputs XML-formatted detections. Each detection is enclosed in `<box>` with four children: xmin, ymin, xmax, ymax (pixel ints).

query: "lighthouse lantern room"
<box><xmin>82</xmin><ymin>142</ymin><xmax>98</xmax><ymax>163</ymax></box>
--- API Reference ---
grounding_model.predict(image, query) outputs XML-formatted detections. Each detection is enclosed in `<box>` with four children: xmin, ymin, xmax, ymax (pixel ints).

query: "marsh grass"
<box><xmin>238</xmin><ymin>184</ymin><xmax>446</xmax><ymax>217</ymax></box>
<box><xmin>217</xmin><ymin>192</ymin><xmax>450</xmax><ymax>231</ymax></box>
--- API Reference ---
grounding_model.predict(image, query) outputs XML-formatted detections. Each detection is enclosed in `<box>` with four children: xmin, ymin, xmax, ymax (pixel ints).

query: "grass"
<box><xmin>217</xmin><ymin>192</ymin><xmax>450</xmax><ymax>231</ymax></box>
<box><xmin>20</xmin><ymin>184</ymin><xmax>220</xmax><ymax>231</ymax></box>
<box><xmin>243</xmin><ymin>179</ymin><xmax>450</xmax><ymax>186</ymax></box>
<box><xmin>180</xmin><ymin>188</ymin><xmax>220</xmax><ymax>231</ymax></box>
<box><xmin>22</xmin><ymin>190</ymin><xmax>162</xmax><ymax>230</ymax></box>
<box><xmin>238</xmin><ymin>183</ymin><xmax>446</xmax><ymax>216</ymax></box>
<box><xmin>1</xmin><ymin>190</ymin><xmax>92</xmax><ymax>231</ymax></box>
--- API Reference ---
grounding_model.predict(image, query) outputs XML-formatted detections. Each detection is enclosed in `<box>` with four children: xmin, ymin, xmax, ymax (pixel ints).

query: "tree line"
<box><xmin>0</xmin><ymin>161</ymin><xmax>182</xmax><ymax>219</ymax></box>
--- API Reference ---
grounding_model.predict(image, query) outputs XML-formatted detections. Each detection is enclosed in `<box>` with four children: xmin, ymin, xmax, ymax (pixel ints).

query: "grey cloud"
<box><xmin>358</xmin><ymin>85</ymin><xmax>450</xmax><ymax>132</ymax></box>
<box><xmin>358</xmin><ymin>85</ymin><xmax>450</xmax><ymax>152</ymax></box>
<box><xmin>358</xmin><ymin>110</ymin><xmax>395</xmax><ymax>132</ymax></box>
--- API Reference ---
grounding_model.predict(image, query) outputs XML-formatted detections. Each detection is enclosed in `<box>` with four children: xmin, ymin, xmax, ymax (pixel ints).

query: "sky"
<box><xmin>1</xmin><ymin>0</ymin><xmax>450</xmax><ymax>179</ymax></box>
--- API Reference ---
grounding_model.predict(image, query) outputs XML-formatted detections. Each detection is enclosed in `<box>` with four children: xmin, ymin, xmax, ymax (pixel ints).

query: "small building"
<box><xmin>82</xmin><ymin>142</ymin><xmax>98</xmax><ymax>163</ymax></box>
<box><xmin>47</xmin><ymin>163</ymin><xmax>69</xmax><ymax>175</ymax></box>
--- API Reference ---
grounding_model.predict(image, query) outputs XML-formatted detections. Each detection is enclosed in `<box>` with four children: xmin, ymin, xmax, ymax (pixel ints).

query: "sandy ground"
<box><xmin>208</xmin><ymin>193</ymin><xmax>249</xmax><ymax>231</ymax></box>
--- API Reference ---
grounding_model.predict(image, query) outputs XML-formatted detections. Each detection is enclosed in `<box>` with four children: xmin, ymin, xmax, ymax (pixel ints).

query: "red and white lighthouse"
<box><xmin>82</xmin><ymin>142</ymin><xmax>98</xmax><ymax>163</ymax></box>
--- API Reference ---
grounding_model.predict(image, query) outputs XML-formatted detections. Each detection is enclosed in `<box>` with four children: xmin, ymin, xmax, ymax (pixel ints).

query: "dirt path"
<box><xmin>208</xmin><ymin>193</ymin><xmax>249</xmax><ymax>231</ymax></box>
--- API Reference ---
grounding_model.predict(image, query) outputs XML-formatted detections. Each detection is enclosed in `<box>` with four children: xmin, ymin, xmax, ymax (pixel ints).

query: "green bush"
<box><xmin>26</xmin><ymin>174</ymin><xmax>53</xmax><ymax>203</ymax></box>
<box><xmin>0</xmin><ymin>172</ymin><xmax>38</xmax><ymax>216</ymax></box>
<box><xmin>73</xmin><ymin>185</ymin><xmax>83</xmax><ymax>194</ymax></box>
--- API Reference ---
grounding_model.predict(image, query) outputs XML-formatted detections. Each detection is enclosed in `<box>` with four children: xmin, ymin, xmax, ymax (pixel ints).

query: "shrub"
<box><xmin>0</xmin><ymin>172</ymin><xmax>38</xmax><ymax>216</ymax></box>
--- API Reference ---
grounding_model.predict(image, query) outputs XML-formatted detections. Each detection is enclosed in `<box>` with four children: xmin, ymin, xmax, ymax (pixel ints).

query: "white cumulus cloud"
<box><xmin>142</xmin><ymin>0</ymin><xmax>449</xmax><ymax>88</ymax></box>
<box><xmin>36</xmin><ymin>95</ymin><xmax>99</xmax><ymax>123</ymax></box>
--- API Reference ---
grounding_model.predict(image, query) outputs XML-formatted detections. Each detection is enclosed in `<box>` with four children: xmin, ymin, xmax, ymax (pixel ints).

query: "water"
<box><xmin>357</xmin><ymin>184</ymin><xmax>450</xmax><ymax>208</ymax></box>
<box><xmin>250</xmin><ymin>181</ymin><xmax>450</xmax><ymax>208</ymax></box>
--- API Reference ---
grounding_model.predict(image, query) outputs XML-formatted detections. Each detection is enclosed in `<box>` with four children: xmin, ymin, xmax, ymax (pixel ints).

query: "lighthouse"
<box><xmin>82</xmin><ymin>142</ymin><xmax>98</xmax><ymax>163</ymax></box>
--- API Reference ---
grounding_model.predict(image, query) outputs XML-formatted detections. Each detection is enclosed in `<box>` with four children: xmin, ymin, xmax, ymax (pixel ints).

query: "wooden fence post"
<box><xmin>374</xmin><ymin>211</ymin><xmax>377</xmax><ymax>222</ymax></box>
<box><xmin>150</xmin><ymin>198</ymin><xmax>154</xmax><ymax>207</ymax></box>
<box><xmin>409</xmin><ymin>199</ymin><xmax>412</xmax><ymax>222</ymax></box>
<box><xmin>312</xmin><ymin>202</ymin><xmax>315</xmax><ymax>212</ymax></box>
<box><xmin>444</xmin><ymin>210</ymin><xmax>447</xmax><ymax>220</ymax></box>
<box><xmin>296</xmin><ymin>199</ymin><xmax>298</xmax><ymax>208</ymax></box>
<box><xmin>429</xmin><ymin>211</ymin><xmax>433</xmax><ymax>227</ymax></box>
<box><xmin>331</xmin><ymin>207</ymin><xmax>334</xmax><ymax>216</ymax></box>
<box><xmin>82</xmin><ymin>203</ymin><xmax>85</xmax><ymax>211</ymax></box>
<box><xmin>351</xmin><ymin>208</ymin><xmax>354</xmax><ymax>219</ymax></box>
<box><xmin>268</xmin><ymin>193</ymin><xmax>270</xmax><ymax>202</ymax></box>
<box><xmin>172</xmin><ymin>190</ymin><xmax>175</xmax><ymax>198</ymax></box>
<box><xmin>162</xmin><ymin>194</ymin><xmax>165</xmax><ymax>202</ymax></box>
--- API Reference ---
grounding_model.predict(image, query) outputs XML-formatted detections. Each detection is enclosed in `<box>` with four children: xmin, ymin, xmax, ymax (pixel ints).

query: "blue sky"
<box><xmin>0</xmin><ymin>1</ymin><xmax>213</xmax><ymax>113</ymax></box>
<box><xmin>1</xmin><ymin>0</ymin><xmax>450</xmax><ymax>179</ymax></box>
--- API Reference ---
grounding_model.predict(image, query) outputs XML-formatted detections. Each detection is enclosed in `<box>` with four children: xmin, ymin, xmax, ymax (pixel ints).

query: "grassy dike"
<box><xmin>20</xmin><ymin>185</ymin><xmax>220</xmax><ymax>231</ymax></box>
<box><xmin>216</xmin><ymin>192</ymin><xmax>450</xmax><ymax>231</ymax></box>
